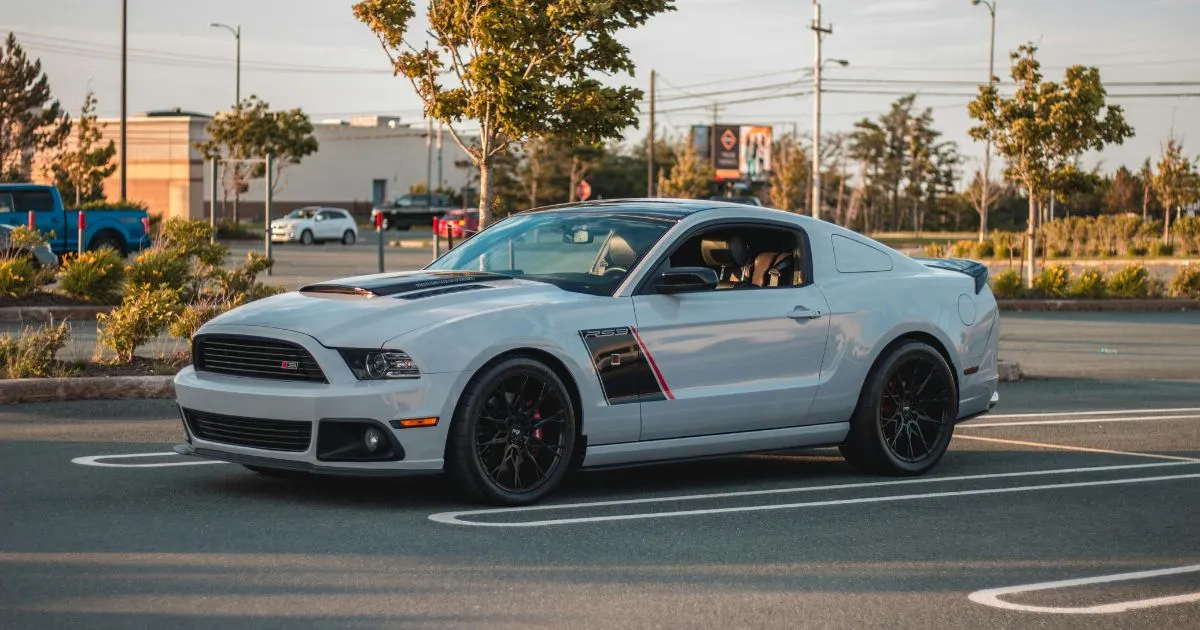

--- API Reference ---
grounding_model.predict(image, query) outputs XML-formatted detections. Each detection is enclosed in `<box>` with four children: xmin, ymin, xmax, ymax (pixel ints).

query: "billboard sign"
<box><xmin>739</xmin><ymin>126</ymin><xmax>773</xmax><ymax>182</ymax></box>
<box><xmin>714</xmin><ymin>125</ymin><xmax>741</xmax><ymax>180</ymax></box>
<box><xmin>692</xmin><ymin>124</ymin><xmax>775</xmax><ymax>182</ymax></box>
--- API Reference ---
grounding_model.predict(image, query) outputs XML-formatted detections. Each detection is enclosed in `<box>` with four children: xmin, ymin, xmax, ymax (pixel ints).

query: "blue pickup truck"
<box><xmin>0</xmin><ymin>184</ymin><xmax>150</xmax><ymax>257</ymax></box>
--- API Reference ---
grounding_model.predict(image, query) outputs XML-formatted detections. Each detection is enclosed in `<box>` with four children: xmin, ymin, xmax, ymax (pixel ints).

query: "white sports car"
<box><xmin>174</xmin><ymin>199</ymin><xmax>1000</xmax><ymax>505</ymax></box>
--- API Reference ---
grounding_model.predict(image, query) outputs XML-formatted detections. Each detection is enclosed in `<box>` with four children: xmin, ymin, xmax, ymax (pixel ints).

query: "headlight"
<box><xmin>338</xmin><ymin>349</ymin><xmax>420</xmax><ymax>380</ymax></box>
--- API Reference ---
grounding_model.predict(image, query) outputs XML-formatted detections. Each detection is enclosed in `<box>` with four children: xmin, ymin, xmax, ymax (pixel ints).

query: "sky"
<box><xmin>4</xmin><ymin>0</ymin><xmax>1199</xmax><ymax>178</ymax></box>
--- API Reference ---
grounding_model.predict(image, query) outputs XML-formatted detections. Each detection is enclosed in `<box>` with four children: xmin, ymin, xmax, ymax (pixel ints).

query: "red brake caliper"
<box><xmin>532</xmin><ymin>409</ymin><xmax>543</xmax><ymax>441</ymax></box>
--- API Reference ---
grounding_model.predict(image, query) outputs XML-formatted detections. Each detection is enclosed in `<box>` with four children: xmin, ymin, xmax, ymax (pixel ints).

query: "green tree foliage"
<box><xmin>0</xmin><ymin>33</ymin><xmax>70</xmax><ymax>182</ymax></box>
<box><xmin>1152</xmin><ymin>138</ymin><xmax>1200</xmax><ymax>242</ymax></box>
<box><xmin>352</xmin><ymin>0</ymin><xmax>675</xmax><ymax>228</ymax></box>
<box><xmin>45</xmin><ymin>91</ymin><xmax>117</xmax><ymax>206</ymax></box>
<box><xmin>657</xmin><ymin>138</ymin><xmax>714</xmax><ymax>199</ymax></box>
<box><xmin>194</xmin><ymin>96</ymin><xmax>319</xmax><ymax>223</ymax></box>
<box><xmin>769</xmin><ymin>133</ymin><xmax>808</xmax><ymax>212</ymax></box>
<box><xmin>968</xmin><ymin>43</ymin><xmax>1134</xmax><ymax>286</ymax></box>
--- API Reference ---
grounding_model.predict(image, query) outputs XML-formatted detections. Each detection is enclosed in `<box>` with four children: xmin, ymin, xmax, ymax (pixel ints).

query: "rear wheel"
<box><xmin>446</xmin><ymin>357</ymin><xmax>576</xmax><ymax>505</ymax></box>
<box><xmin>88</xmin><ymin>230</ymin><xmax>126</xmax><ymax>257</ymax></box>
<box><xmin>342</xmin><ymin>230</ymin><xmax>356</xmax><ymax>245</ymax></box>
<box><xmin>839</xmin><ymin>341</ymin><xmax>957</xmax><ymax>476</ymax></box>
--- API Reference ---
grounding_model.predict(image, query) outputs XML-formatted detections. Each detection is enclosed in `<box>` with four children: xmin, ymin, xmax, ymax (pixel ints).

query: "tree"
<box><xmin>768</xmin><ymin>133</ymin><xmax>808</xmax><ymax>212</ymax></box>
<box><xmin>353</xmin><ymin>0</ymin><xmax>674</xmax><ymax>229</ymax></box>
<box><xmin>1152</xmin><ymin>138</ymin><xmax>1200</xmax><ymax>242</ymax></box>
<box><xmin>195</xmin><ymin>96</ymin><xmax>318</xmax><ymax>222</ymax></box>
<box><xmin>0</xmin><ymin>33</ymin><xmax>69</xmax><ymax>182</ymax></box>
<box><xmin>1138</xmin><ymin>158</ymin><xmax>1156</xmax><ymax>221</ymax></box>
<box><xmin>657</xmin><ymin>138</ymin><xmax>713</xmax><ymax>199</ymax></box>
<box><xmin>1103</xmin><ymin>166</ymin><xmax>1138</xmax><ymax>215</ymax></box>
<box><xmin>848</xmin><ymin>119</ymin><xmax>887</xmax><ymax>233</ymax></box>
<box><xmin>45</xmin><ymin>91</ymin><xmax>117</xmax><ymax>206</ymax></box>
<box><xmin>968</xmin><ymin>43</ymin><xmax>1133</xmax><ymax>286</ymax></box>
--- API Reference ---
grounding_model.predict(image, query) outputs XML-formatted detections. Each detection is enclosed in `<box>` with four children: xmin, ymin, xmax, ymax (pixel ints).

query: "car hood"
<box><xmin>201</xmin><ymin>270</ymin><xmax>584</xmax><ymax>348</ymax></box>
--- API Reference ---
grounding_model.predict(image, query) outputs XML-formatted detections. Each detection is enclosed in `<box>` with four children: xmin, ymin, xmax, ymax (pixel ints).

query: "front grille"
<box><xmin>194</xmin><ymin>334</ymin><xmax>327</xmax><ymax>383</ymax></box>
<box><xmin>184</xmin><ymin>409</ymin><xmax>312</xmax><ymax>452</ymax></box>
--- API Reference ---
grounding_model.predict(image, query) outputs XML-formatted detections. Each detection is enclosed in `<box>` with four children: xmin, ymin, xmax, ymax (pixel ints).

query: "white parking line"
<box><xmin>985</xmin><ymin>407</ymin><xmax>1200</xmax><ymax>420</ymax></box>
<box><xmin>430</xmin><ymin>471</ymin><xmax>1200</xmax><ymax>527</ymax></box>
<box><xmin>962</xmin><ymin>413</ymin><xmax>1200</xmax><ymax>428</ymax></box>
<box><xmin>954</xmin><ymin>434</ymin><xmax>1200</xmax><ymax>462</ymax></box>
<box><xmin>428</xmin><ymin>461</ymin><xmax>1200</xmax><ymax>527</ymax></box>
<box><xmin>71</xmin><ymin>452</ymin><xmax>227</xmax><ymax>468</ymax></box>
<box><xmin>969</xmin><ymin>564</ymin><xmax>1200</xmax><ymax>614</ymax></box>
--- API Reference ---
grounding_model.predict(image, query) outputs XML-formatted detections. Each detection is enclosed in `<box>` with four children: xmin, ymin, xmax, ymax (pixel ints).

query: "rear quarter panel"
<box><xmin>804</xmin><ymin>231</ymin><xmax>997</xmax><ymax>425</ymax></box>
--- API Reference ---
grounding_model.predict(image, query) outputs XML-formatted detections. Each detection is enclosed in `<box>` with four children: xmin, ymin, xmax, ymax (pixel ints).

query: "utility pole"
<box><xmin>972</xmin><ymin>0</ymin><xmax>997</xmax><ymax>241</ymax></box>
<box><xmin>647</xmin><ymin>69</ymin><xmax>655</xmax><ymax>197</ymax></box>
<box><xmin>120</xmin><ymin>0</ymin><xmax>127</xmax><ymax>200</ymax></box>
<box><xmin>810</xmin><ymin>0</ymin><xmax>832</xmax><ymax>220</ymax></box>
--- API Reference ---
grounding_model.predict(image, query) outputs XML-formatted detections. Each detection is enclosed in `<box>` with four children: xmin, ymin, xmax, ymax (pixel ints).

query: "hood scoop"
<box><xmin>299</xmin><ymin>271</ymin><xmax>511</xmax><ymax>298</ymax></box>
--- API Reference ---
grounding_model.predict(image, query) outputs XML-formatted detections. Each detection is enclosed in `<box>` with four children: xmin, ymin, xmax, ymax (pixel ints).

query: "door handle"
<box><xmin>787</xmin><ymin>306</ymin><xmax>823</xmax><ymax>320</ymax></box>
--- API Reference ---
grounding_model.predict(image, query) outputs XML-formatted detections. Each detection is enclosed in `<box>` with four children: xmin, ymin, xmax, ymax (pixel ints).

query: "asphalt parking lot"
<box><xmin>2</xmin><ymin>379</ymin><xmax>1199</xmax><ymax>627</ymax></box>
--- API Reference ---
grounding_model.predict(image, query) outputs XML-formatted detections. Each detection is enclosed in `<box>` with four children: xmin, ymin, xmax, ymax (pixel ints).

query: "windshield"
<box><xmin>425</xmin><ymin>211</ymin><xmax>675</xmax><ymax>296</ymax></box>
<box><xmin>287</xmin><ymin>208</ymin><xmax>316</xmax><ymax>219</ymax></box>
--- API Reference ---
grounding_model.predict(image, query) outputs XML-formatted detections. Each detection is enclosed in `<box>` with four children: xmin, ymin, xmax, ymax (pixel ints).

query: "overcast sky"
<box><xmin>5</xmin><ymin>0</ymin><xmax>1198</xmax><ymax>175</ymax></box>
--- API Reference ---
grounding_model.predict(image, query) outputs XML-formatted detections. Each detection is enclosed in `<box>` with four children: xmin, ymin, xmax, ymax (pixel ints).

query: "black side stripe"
<box><xmin>579</xmin><ymin>328</ymin><xmax>666</xmax><ymax>405</ymax></box>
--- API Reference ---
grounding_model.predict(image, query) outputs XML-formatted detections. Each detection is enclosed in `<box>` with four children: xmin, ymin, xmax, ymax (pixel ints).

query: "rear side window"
<box><xmin>0</xmin><ymin>194</ymin><xmax>14</xmax><ymax>213</ymax></box>
<box><xmin>831</xmin><ymin>234</ymin><xmax>893</xmax><ymax>273</ymax></box>
<box><xmin>14</xmin><ymin>190</ymin><xmax>55</xmax><ymax>213</ymax></box>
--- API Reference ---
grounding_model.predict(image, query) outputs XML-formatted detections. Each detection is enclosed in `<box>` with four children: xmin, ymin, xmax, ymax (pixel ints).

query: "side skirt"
<box><xmin>581</xmin><ymin>422</ymin><xmax>850</xmax><ymax>468</ymax></box>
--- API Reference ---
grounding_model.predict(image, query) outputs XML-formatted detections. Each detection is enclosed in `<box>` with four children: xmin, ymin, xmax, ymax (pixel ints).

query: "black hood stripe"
<box><xmin>300</xmin><ymin>271</ymin><xmax>512</xmax><ymax>297</ymax></box>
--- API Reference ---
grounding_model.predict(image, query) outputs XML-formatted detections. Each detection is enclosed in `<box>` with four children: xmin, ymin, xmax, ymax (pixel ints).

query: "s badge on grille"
<box><xmin>280</xmin><ymin>360</ymin><xmax>299</xmax><ymax>370</ymax></box>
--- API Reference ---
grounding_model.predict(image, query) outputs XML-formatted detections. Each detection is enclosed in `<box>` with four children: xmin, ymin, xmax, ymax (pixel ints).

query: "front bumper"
<box><xmin>173</xmin><ymin>330</ymin><xmax>463</xmax><ymax>474</ymax></box>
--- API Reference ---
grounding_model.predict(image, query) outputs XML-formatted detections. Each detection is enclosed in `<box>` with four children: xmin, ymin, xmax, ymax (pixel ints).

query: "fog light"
<box><xmin>362</xmin><ymin>427</ymin><xmax>385</xmax><ymax>453</ymax></box>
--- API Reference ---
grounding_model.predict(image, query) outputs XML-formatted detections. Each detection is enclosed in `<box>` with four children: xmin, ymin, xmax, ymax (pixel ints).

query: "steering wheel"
<box><xmin>601</xmin><ymin>267</ymin><xmax>627</xmax><ymax>279</ymax></box>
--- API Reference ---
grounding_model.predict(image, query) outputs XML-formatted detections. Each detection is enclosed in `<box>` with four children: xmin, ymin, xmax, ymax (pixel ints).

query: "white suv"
<box><xmin>271</xmin><ymin>207</ymin><xmax>359</xmax><ymax>245</ymax></box>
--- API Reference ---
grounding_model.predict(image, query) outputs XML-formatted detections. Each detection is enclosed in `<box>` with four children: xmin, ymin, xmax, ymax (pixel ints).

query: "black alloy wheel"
<box><xmin>840</xmin><ymin>341</ymin><xmax>958</xmax><ymax>476</ymax></box>
<box><xmin>447</xmin><ymin>357</ymin><xmax>576</xmax><ymax>505</ymax></box>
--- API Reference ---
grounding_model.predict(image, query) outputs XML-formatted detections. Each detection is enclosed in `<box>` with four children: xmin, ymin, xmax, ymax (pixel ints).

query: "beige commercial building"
<box><xmin>41</xmin><ymin>110</ymin><xmax>475</xmax><ymax>222</ymax></box>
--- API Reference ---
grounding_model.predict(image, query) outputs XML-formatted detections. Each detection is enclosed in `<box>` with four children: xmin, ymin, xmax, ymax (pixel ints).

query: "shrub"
<box><xmin>989</xmin><ymin>231</ymin><xmax>1022</xmax><ymax>260</ymax></box>
<box><xmin>0</xmin><ymin>256</ymin><xmax>37</xmax><ymax>298</ymax></box>
<box><xmin>157</xmin><ymin>218</ymin><xmax>228</xmax><ymax>266</ymax></box>
<box><xmin>168</xmin><ymin>300</ymin><xmax>227</xmax><ymax>340</ymax></box>
<box><xmin>216</xmin><ymin>219</ymin><xmax>259</xmax><ymax>240</ymax></box>
<box><xmin>1068</xmin><ymin>268</ymin><xmax>1107</xmax><ymax>299</ymax></box>
<box><xmin>1169</xmin><ymin>266</ymin><xmax>1200</xmax><ymax>298</ymax></box>
<box><xmin>1106</xmin><ymin>264</ymin><xmax>1150</xmax><ymax>299</ymax></box>
<box><xmin>125</xmin><ymin>246</ymin><xmax>191</xmax><ymax>294</ymax></box>
<box><xmin>922</xmin><ymin>243</ymin><xmax>943</xmax><ymax>258</ymax></box>
<box><xmin>990</xmin><ymin>269</ymin><xmax>1024</xmax><ymax>298</ymax></box>
<box><xmin>949</xmin><ymin>240</ymin><xmax>975</xmax><ymax>259</ymax></box>
<box><xmin>75</xmin><ymin>199</ymin><xmax>150</xmax><ymax>212</ymax></box>
<box><xmin>1032</xmin><ymin>265</ymin><xmax>1071</xmax><ymax>298</ymax></box>
<box><xmin>56</xmin><ymin>248</ymin><xmax>125</xmax><ymax>304</ymax></box>
<box><xmin>0</xmin><ymin>320</ymin><xmax>70</xmax><ymax>378</ymax></box>
<box><xmin>1148</xmin><ymin>241</ymin><xmax>1175</xmax><ymax>257</ymax></box>
<box><xmin>1125</xmin><ymin>244</ymin><xmax>1148</xmax><ymax>257</ymax></box>
<box><xmin>972</xmin><ymin>241</ymin><xmax>994</xmax><ymax>259</ymax></box>
<box><xmin>97</xmin><ymin>286</ymin><xmax>181</xmax><ymax>363</ymax></box>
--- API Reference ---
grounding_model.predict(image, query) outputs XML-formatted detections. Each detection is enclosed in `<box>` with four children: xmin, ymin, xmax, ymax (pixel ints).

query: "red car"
<box><xmin>436</xmin><ymin>209</ymin><xmax>479</xmax><ymax>239</ymax></box>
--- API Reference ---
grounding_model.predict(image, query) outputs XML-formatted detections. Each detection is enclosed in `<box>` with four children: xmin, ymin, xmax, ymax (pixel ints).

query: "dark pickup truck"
<box><xmin>0</xmin><ymin>184</ymin><xmax>150</xmax><ymax>256</ymax></box>
<box><xmin>370</xmin><ymin>193</ymin><xmax>458</xmax><ymax>231</ymax></box>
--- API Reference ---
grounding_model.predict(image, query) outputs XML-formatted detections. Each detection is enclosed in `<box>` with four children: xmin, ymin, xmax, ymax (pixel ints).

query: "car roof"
<box><xmin>529</xmin><ymin>198</ymin><xmax>732</xmax><ymax>220</ymax></box>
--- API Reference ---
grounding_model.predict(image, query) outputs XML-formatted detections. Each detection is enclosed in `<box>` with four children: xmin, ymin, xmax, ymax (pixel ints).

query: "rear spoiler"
<box><xmin>911</xmin><ymin>257</ymin><xmax>989</xmax><ymax>294</ymax></box>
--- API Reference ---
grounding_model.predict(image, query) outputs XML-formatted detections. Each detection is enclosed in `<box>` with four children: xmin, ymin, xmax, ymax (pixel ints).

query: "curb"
<box><xmin>0</xmin><ymin>305</ymin><xmax>113</xmax><ymax>323</ymax></box>
<box><xmin>997</xmin><ymin>299</ymin><xmax>1200</xmax><ymax>312</ymax></box>
<box><xmin>0</xmin><ymin>375</ymin><xmax>174</xmax><ymax>404</ymax></box>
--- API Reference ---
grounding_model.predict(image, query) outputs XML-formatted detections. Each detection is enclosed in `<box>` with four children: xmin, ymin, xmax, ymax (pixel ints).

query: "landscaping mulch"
<box><xmin>0</xmin><ymin>292</ymin><xmax>98</xmax><ymax>308</ymax></box>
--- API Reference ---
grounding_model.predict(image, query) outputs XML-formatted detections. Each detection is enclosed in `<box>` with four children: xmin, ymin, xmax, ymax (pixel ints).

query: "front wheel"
<box><xmin>840</xmin><ymin>340</ymin><xmax>958</xmax><ymax>476</ymax></box>
<box><xmin>299</xmin><ymin>230</ymin><xmax>314</xmax><ymax>245</ymax></box>
<box><xmin>446</xmin><ymin>357</ymin><xmax>576</xmax><ymax>505</ymax></box>
<box><xmin>342</xmin><ymin>230</ymin><xmax>356</xmax><ymax>245</ymax></box>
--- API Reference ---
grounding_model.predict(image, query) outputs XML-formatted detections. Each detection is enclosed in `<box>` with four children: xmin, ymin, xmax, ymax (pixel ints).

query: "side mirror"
<box><xmin>655</xmin><ymin>267</ymin><xmax>719</xmax><ymax>294</ymax></box>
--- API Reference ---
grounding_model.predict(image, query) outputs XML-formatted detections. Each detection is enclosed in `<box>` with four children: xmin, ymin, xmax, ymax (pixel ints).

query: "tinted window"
<box><xmin>0</xmin><ymin>194</ymin><xmax>14</xmax><ymax>213</ymax></box>
<box><xmin>14</xmin><ymin>191</ymin><xmax>55</xmax><ymax>213</ymax></box>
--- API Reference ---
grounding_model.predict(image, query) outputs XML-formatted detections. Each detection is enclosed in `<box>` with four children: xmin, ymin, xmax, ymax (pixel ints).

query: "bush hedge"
<box><xmin>0</xmin><ymin>320</ymin><xmax>70</xmax><ymax>378</ymax></box>
<box><xmin>57</xmin><ymin>248</ymin><xmax>125</xmax><ymax>304</ymax></box>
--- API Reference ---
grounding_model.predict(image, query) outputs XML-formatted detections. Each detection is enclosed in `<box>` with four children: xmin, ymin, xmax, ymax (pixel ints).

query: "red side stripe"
<box><xmin>629</xmin><ymin>325</ymin><xmax>674</xmax><ymax>400</ymax></box>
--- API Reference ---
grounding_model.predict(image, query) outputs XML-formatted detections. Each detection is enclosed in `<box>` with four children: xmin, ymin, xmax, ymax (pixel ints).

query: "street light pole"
<box><xmin>972</xmin><ymin>0</ymin><xmax>996</xmax><ymax>241</ymax></box>
<box><xmin>120</xmin><ymin>0</ymin><xmax>127</xmax><ymax>200</ymax></box>
<box><xmin>209</xmin><ymin>23</ymin><xmax>241</xmax><ymax>106</ymax></box>
<box><xmin>810</xmin><ymin>1</ymin><xmax>833</xmax><ymax>220</ymax></box>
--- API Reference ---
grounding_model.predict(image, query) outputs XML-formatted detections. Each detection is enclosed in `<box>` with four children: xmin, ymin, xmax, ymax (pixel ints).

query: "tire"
<box><xmin>88</xmin><ymin>230</ymin><xmax>127</xmax><ymax>257</ymax></box>
<box><xmin>839</xmin><ymin>340</ymin><xmax>958</xmax><ymax>476</ymax></box>
<box><xmin>342</xmin><ymin>230</ymin><xmax>356</xmax><ymax>245</ymax></box>
<box><xmin>299</xmin><ymin>229</ymin><xmax>314</xmax><ymax>245</ymax></box>
<box><xmin>445</xmin><ymin>357</ymin><xmax>577</xmax><ymax>505</ymax></box>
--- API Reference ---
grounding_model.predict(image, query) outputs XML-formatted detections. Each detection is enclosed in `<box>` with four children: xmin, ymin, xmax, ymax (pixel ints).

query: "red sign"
<box><xmin>576</xmin><ymin>180</ymin><xmax>592</xmax><ymax>202</ymax></box>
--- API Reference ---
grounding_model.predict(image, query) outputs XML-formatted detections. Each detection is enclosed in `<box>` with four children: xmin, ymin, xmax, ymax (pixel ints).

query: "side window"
<box><xmin>652</xmin><ymin>224</ymin><xmax>809</xmax><ymax>292</ymax></box>
<box><xmin>0</xmin><ymin>194</ymin><xmax>14</xmax><ymax>213</ymax></box>
<box><xmin>14</xmin><ymin>191</ymin><xmax>55</xmax><ymax>213</ymax></box>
